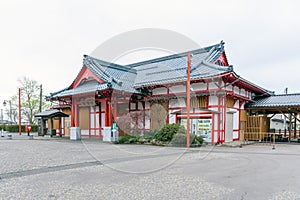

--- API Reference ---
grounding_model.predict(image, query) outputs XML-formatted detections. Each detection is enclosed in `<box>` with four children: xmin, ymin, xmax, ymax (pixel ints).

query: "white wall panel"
<box><xmin>169</xmin><ymin>111</ymin><xmax>176</xmax><ymax>124</ymax></box>
<box><xmin>208</xmin><ymin>82</ymin><xmax>219</xmax><ymax>89</ymax></box>
<box><xmin>191</xmin><ymin>82</ymin><xmax>206</xmax><ymax>91</ymax></box>
<box><xmin>138</xmin><ymin>102</ymin><xmax>143</xmax><ymax>110</ymax></box>
<box><xmin>145</xmin><ymin>111</ymin><xmax>150</xmax><ymax>129</ymax></box>
<box><xmin>145</xmin><ymin>102</ymin><xmax>150</xmax><ymax>109</ymax></box>
<box><xmin>169</xmin><ymin>85</ymin><xmax>186</xmax><ymax>93</ymax></box>
<box><xmin>169</xmin><ymin>98</ymin><xmax>186</xmax><ymax>108</ymax></box>
<box><xmin>240</xmin><ymin>89</ymin><xmax>246</xmax><ymax>96</ymax></box>
<box><xmin>153</xmin><ymin>87</ymin><xmax>167</xmax><ymax>95</ymax></box>
<box><xmin>209</xmin><ymin>96</ymin><xmax>218</xmax><ymax>105</ymax></box>
<box><xmin>233</xmin><ymin>111</ymin><xmax>238</xmax><ymax>130</ymax></box>
<box><xmin>234</xmin><ymin>86</ymin><xmax>240</xmax><ymax>95</ymax></box>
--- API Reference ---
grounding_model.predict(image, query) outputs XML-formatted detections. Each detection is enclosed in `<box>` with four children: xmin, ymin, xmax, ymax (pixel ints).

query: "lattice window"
<box><xmin>190</xmin><ymin>96</ymin><xmax>207</xmax><ymax>108</ymax></box>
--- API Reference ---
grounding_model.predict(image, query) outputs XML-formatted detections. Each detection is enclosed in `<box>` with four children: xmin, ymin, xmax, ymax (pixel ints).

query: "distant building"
<box><xmin>270</xmin><ymin>114</ymin><xmax>289</xmax><ymax>130</ymax></box>
<box><xmin>0</xmin><ymin>120</ymin><xmax>16</xmax><ymax>125</ymax></box>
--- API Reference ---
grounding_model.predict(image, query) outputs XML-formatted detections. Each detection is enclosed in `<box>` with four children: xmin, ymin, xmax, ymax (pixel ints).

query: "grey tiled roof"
<box><xmin>51</xmin><ymin>41</ymin><xmax>269</xmax><ymax>98</ymax></box>
<box><xmin>51</xmin><ymin>81</ymin><xmax>101</xmax><ymax>97</ymax></box>
<box><xmin>130</xmin><ymin>48</ymin><xmax>231</xmax><ymax>87</ymax></box>
<box><xmin>83</xmin><ymin>55</ymin><xmax>139</xmax><ymax>94</ymax></box>
<box><xmin>246</xmin><ymin>93</ymin><xmax>300</xmax><ymax>108</ymax></box>
<box><xmin>35</xmin><ymin>109</ymin><xmax>69</xmax><ymax>118</ymax></box>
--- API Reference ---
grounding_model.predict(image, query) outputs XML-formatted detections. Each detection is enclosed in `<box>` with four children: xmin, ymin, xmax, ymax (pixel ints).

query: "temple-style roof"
<box><xmin>49</xmin><ymin>41</ymin><xmax>271</xmax><ymax>98</ymax></box>
<box><xmin>128</xmin><ymin>42</ymin><xmax>232</xmax><ymax>87</ymax></box>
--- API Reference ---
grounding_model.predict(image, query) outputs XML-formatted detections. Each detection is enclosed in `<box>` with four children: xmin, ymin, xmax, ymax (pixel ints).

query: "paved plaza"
<box><xmin>1</xmin><ymin>133</ymin><xmax>300</xmax><ymax>199</ymax></box>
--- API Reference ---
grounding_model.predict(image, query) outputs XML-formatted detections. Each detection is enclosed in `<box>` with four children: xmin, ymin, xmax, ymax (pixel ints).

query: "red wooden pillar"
<box><xmin>74</xmin><ymin>103</ymin><xmax>79</xmax><ymax>127</ymax></box>
<box><xmin>113</xmin><ymin>99</ymin><xmax>117</xmax><ymax>123</ymax></box>
<box><xmin>143</xmin><ymin>101</ymin><xmax>146</xmax><ymax>133</ymax></box>
<box><xmin>71</xmin><ymin>97</ymin><xmax>80</xmax><ymax>127</ymax></box>
<box><xmin>294</xmin><ymin>113</ymin><xmax>297</xmax><ymax>138</ymax></box>
<box><xmin>186</xmin><ymin>52</ymin><xmax>191</xmax><ymax>148</ymax></box>
<box><xmin>105</xmin><ymin>100</ymin><xmax>112</xmax><ymax>127</ymax></box>
<box><xmin>71</xmin><ymin>100</ymin><xmax>76</xmax><ymax>127</ymax></box>
<box><xmin>166</xmin><ymin>87</ymin><xmax>170</xmax><ymax>124</ymax></box>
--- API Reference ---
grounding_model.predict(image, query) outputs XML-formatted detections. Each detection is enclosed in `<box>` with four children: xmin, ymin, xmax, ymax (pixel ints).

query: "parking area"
<box><xmin>0</xmin><ymin>135</ymin><xmax>300</xmax><ymax>199</ymax></box>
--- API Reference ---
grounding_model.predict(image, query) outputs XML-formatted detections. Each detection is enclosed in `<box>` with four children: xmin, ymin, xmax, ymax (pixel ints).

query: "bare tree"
<box><xmin>9</xmin><ymin>77</ymin><xmax>52</xmax><ymax>125</ymax></box>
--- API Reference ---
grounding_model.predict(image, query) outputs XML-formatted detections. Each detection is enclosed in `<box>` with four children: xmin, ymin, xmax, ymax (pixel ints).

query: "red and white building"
<box><xmin>48</xmin><ymin>41</ymin><xmax>272</xmax><ymax>144</ymax></box>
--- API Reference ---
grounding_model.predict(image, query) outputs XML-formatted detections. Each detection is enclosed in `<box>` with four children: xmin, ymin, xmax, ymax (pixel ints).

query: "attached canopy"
<box><xmin>245</xmin><ymin>93</ymin><xmax>300</xmax><ymax>114</ymax></box>
<box><xmin>172</xmin><ymin>108</ymin><xmax>220</xmax><ymax>114</ymax></box>
<box><xmin>245</xmin><ymin>93</ymin><xmax>300</xmax><ymax>139</ymax></box>
<box><xmin>35</xmin><ymin>109</ymin><xmax>69</xmax><ymax>118</ymax></box>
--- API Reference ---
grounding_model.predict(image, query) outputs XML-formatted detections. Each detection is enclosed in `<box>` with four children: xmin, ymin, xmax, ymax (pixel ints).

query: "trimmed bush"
<box><xmin>3</xmin><ymin>124</ymin><xmax>38</xmax><ymax>133</ymax></box>
<box><xmin>171</xmin><ymin>133</ymin><xmax>200</xmax><ymax>147</ymax></box>
<box><xmin>118</xmin><ymin>136</ymin><xmax>133</xmax><ymax>144</ymax></box>
<box><xmin>0</xmin><ymin>124</ymin><xmax>6</xmax><ymax>131</ymax></box>
<box><xmin>118</xmin><ymin>135</ymin><xmax>140</xmax><ymax>144</ymax></box>
<box><xmin>145</xmin><ymin>129</ymin><xmax>158</xmax><ymax>137</ymax></box>
<box><xmin>154</xmin><ymin>124</ymin><xmax>186</xmax><ymax>142</ymax></box>
<box><xmin>170</xmin><ymin>133</ymin><xmax>187</xmax><ymax>146</ymax></box>
<box><xmin>194</xmin><ymin>135</ymin><xmax>204</xmax><ymax>145</ymax></box>
<box><xmin>6</xmin><ymin>125</ymin><xmax>25</xmax><ymax>132</ymax></box>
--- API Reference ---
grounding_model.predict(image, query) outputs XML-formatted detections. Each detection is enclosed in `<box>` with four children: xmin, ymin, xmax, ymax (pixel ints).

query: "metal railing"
<box><xmin>243</xmin><ymin>132</ymin><xmax>277</xmax><ymax>149</ymax></box>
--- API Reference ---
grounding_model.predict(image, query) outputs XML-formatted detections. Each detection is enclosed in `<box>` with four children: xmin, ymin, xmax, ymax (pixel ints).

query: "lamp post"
<box><xmin>3</xmin><ymin>100</ymin><xmax>12</xmax><ymax>124</ymax></box>
<box><xmin>0</xmin><ymin>108</ymin><xmax>3</xmax><ymax>124</ymax></box>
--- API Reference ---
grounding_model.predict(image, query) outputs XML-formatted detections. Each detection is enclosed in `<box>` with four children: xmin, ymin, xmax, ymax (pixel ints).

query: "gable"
<box><xmin>213</xmin><ymin>52</ymin><xmax>229</xmax><ymax>66</ymax></box>
<box><xmin>69</xmin><ymin>66</ymin><xmax>104</xmax><ymax>89</ymax></box>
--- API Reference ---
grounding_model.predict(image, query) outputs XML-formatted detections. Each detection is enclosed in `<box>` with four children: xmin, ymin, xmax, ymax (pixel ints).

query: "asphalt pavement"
<box><xmin>0</xmin><ymin>134</ymin><xmax>300</xmax><ymax>200</ymax></box>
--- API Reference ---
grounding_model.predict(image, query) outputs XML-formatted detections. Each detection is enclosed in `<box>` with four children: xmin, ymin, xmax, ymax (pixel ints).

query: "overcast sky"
<box><xmin>0</xmin><ymin>0</ymin><xmax>299</xmax><ymax>107</ymax></box>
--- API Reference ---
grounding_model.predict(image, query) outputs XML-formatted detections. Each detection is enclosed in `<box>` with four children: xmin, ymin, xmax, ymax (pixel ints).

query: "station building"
<box><xmin>47</xmin><ymin>41</ymin><xmax>275</xmax><ymax>144</ymax></box>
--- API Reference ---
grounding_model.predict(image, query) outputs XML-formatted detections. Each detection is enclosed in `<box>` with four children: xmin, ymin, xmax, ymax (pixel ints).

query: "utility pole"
<box><xmin>186</xmin><ymin>52</ymin><xmax>191</xmax><ymax>148</ymax></box>
<box><xmin>38</xmin><ymin>84</ymin><xmax>42</xmax><ymax>135</ymax></box>
<box><xmin>39</xmin><ymin>84</ymin><xmax>42</xmax><ymax>112</ymax></box>
<box><xmin>18</xmin><ymin>88</ymin><xmax>21</xmax><ymax>135</ymax></box>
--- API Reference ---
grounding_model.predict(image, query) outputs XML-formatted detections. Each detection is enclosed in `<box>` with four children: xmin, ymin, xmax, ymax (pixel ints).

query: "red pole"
<box><xmin>186</xmin><ymin>52</ymin><xmax>191</xmax><ymax>148</ymax></box>
<box><xmin>18</xmin><ymin>88</ymin><xmax>21</xmax><ymax>135</ymax></box>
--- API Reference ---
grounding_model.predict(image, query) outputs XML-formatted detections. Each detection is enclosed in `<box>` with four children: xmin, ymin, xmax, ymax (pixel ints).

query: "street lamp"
<box><xmin>3</xmin><ymin>100</ymin><xmax>12</xmax><ymax>124</ymax></box>
<box><xmin>0</xmin><ymin>109</ymin><xmax>3</xmax><ymax>124</ymax></box>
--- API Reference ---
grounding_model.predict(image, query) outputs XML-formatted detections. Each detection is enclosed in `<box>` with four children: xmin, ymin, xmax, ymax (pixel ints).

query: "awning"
<box><xmin>35</xmin><ymin>109</ymin><xmax>69</xmax><ymax>118</ymax></box>
<box><xmin>172</xmin><ymin>108</ymin><xmax>220</xmax><ymax>114</ymax></box>
<box><xmin>245</xmin><ymin>93</ymin><xmax>300</xmax><ymax>114</ymax></box>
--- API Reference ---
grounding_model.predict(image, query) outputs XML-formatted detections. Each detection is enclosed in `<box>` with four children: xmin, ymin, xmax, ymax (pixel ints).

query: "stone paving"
<box><xmin>0</xmin><ymin>133</ymin><xmax>300</xmax><ymax>199</ymax></box>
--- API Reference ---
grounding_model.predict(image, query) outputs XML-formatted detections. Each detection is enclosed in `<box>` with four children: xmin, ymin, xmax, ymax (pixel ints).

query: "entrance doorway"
<box><xmin>179</xmin><ymin>117</ymin><xmax>212</xmax><ymax>143</ymax></box>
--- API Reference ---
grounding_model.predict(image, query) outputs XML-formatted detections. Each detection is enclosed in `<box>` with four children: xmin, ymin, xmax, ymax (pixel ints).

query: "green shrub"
<box><xmin>170</xmin><ymin>133</ymin><xmax>187</xmax><ymax>146</ymax></box>
<box><xmin>6</xmin><ymin>125</ymin><xmax>24</xmax><ymax>132</ymax></box>
<box><xmin>118</xmin><ymin>135</ymin><xmax>140</xmax><ymax>144</ymax></box>
<box><xmin>145</xmin><ymin>129</ymin><xmax>158</xmax><ymax>137</ymax></box>
<box><xmin>3</xmin><ymin>124</ymin><xmax>38</xmax><ymax>133</ymax></box>
<box><xmin>171</xmin><ymin>133</ymin><xmax>199</xmax><ymax>147</ymax></box>
<box><xmin>0</xmin><ymin>124</ymin><xmax>6</xmax><ymax>131</ymax></box>
<box><xmin>139</xmin><ymin>136</ymin><xmax>153</xmax><ymax>144</ymax></box>
<box><xmin>118</xmin><ymin>136</ymin><xmax>133</xmax><ymax>144</ymax></box>
<box><xmin>154</xmin><ymin>124</ymin><xmax>186</xmax><ymax>142</ymax></box>
<box><xmin>129</xmin><ymin>136</ymin><xmax>140</xmax><ymax>143</ymax></box>
<box><xmin>144</xmin><ymin>136</ymin><xmax>153</xmax><ymax>142</ymax></box>
<box><xmin>194</xmin><ymin>135</ymin><xmax>204</xmax><ymax>145</ymax></box>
